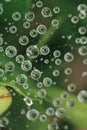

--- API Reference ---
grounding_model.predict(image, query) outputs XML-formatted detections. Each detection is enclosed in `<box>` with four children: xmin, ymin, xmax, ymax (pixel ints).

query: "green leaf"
<box><xmin>0</xmin><ymin>86</ymin><xmax>12</xmax><ymax>116</ymax></box>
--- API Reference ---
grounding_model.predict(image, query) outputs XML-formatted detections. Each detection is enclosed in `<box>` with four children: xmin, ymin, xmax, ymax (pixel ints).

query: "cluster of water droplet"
<box><xmin>0</xmin><ymin>0</ymin><xmax>87</xmax><ymax>130</ymax></box>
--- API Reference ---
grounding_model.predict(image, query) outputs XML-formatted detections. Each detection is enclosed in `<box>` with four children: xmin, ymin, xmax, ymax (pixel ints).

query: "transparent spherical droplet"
<box><xmin>78</xmin><ymin>46</ymin><xmax>87</xmax><ymax>56</ymax></box>
<box><xmin>37</xmin><ymin>89</ymin><xmax>47</xmax><ymax>98</ymax></box>
<box><xmin>79</xmin><ymin>11</ymin><xmax>86</xmax><ymax>19</ymax></box>
<box><xmin>55</xmin><ymin>107</ymin><xmax>66</xmax><ymax>118</ymax></box>
<box><xmin>36</xmin><ymin>1</ymin><xmax>43</xmax><ymax>8</ymax></box>
<box><xmin>66</xmin><ymin>99</ymin><xmax>75</xmax><ymax>108</ymax></box>
<box><xmin>0</xmin><ymin>68</ymin><xmax>4</xmax><ymax>77</ymax></box>
<box><xmin>9</xmin><ymin>25</ymin><xmax>17</xmax><ymax>34</ymax></box>
<box><xmin>19</xmin><ymin>35</ymin><xmax>29</xmax><ymax>46</ymax></box>
<box><xmin>10</xmin><ymin>80</ymin><xmax>15</xmax><ymax>85</ymax></box>
<box><xmin>5</xmin><ymin>46</ymin><xmax>17</xmax><ymax>58</ymax></box>
<box><xmin>43</xmin><ymin>77</ymin><xmax>52</xmax><ymax>87</ymax></box>
<box><xmin>64</xmin><ymin>52</ymin><xmax>74</xmax><ymax>62</ymax></box>
<box><xmin>24</xmin><ymin>97</ymin><xmax>33</xmax><ymax>106</ymax></box>
<box><xmin>21</xmin><ymin>60</ymin><xmax>32</xmax><ymax>71</ymax></box>
<box><xmin>5</xmin><ymin>61</ymin><xmax>15</xmax><ymax>72</ymax></box>
<box><xmin>39</xmin><ymin>114</ymin><xmax>47</xmax><ymax>122</ymax></box>
<box><xmin>0</xmin><ymin>117</ymin><xmax>9</xmax><ymax>127</ymax></box>
<box><xmin>12</xmin><ymin>12</ymin><xmax>21</xmax><ymax>21</ymax></box>
<box><xmin>23</xmin><ymin>21</ymin><xmax>30</xmax><ymax>29</ymax></box>
<box><xmin>26</xmin><ymin>109</ymin><xmax>39</xmax><ymax>120</ymax></box>
<box><xmin>46</xmin><ymin>107</ymin><xmax>54</xmax><ymax>116</ymax></box>
<box><xmin>52</xmin><ymin>69</ymin><xmax>60</xmax><ymax>77</ymax></box>
<box><xmin>53</xmin><ymin>50</ymin><xmax>61</xmax><ymax>58</ymax></box>
<box><xmin>0</xmin><ymin>47</ymin><xmax>3</xmax><ymax>52</ymax></box>
<box><xmin>26</xmin><ymin>45</ymin><xmax>39</xmax><ymax>58</ymax></box>
<box><xmin>48</xmin><ymin>122</ymin><xmax>59</xmax><ymax>130</ymax></box>
<box><xmin>0</xmin><ymin>5</ymin><xmax>3</xmax><ymax>15</ymax></box>
<box><xmin>0</xmin><ymin>36</ymin><xmax>3</xmax><ymax>45</ymax></box>
<box><xmin>51</xmin><ymin>19</ymin><xmax>59</xmax><ymax>27</ymax></box>
<box><xmin>23</xmin><ymin>83</ymin><xmax>29</xmax><ymax>89</ymax></box>
<box><xmin>16</xmin><ymin>74</ymin><xmax>28</xmax><ymax>85</ymax></box>
<box><xmin>75</xmin><ymin>37</ymin><xmax>80</xmax><ymax>44</ymax></box>
<box><xmin>44</xmin><ymin>59</ymin><xmax>49</xmax><ymax>64</ymax></box>
<box><xmin>64</xmin><ymin>67</ymin><xmax>72</xmax><ymax>75</ymax></box>
<box><xmin>2</xmin><ymin>77</ymin><xmax>7</xmax><ymax>81</ymax></box>
<box><xmin>16</xmin><ymin>54</ymin><xmax>24</xmax><ymax>64</ymax></box>
<box><xmin>77</xmin><ymin>4</ymin><xmax>87</xmax><ymax>12</ymax></box>
<box><xmin>55</xmin><ymin>58</ymin><xmax>62</xmax><ymax>65</ymax></box>
<box><xmin>83</xmin><ymin>59</ymin><xmax>87</xmax><ymax>65</ymax></box>
<box><xmin>41</xmin><ymin>7</ymin><xmax>52</xmax><ymax>18</ymax></box>
<box><xmin>71</xmin><ymin>16</ymin><xmax>79</xmax><ymax>24</ymax></box>
<box><xmin>40</xmin><ymin>46</ymin><xmax>50</xmax><ymax>55</ymax></box>
<box><xmin>37</xmin><ymin>82</ymin><xmax>43</xmax><ymax>88</ymax></box>
<box><xmin>77</xmin><ymin>90</ymin><xmax>87</xmax><ymax>103</ymax></box>
<box><xmin>80</xmin><ymin>36</ymin><xmax>87</xmax><ymax>45</ymax></box>
<box><xmin>67</xmin><ymin>83</ymin><xmax>76</xmax><ymax>92</ymax></box>
<box><xmin>31</xmin><ymin>69</ymin><xmax>41</xmax><ymax>80</ymax></box>
<box><xmin>78</xmin><ymin>26</ymin><xmax>86</xmax><ymax>35</ymax></box>
<box><xmin>25</xmin><ymin>11</ymin><xmax>35</xmax><ymax>22</ymax></box>
<box><xmin>30</xmin><ymin>29</ymin><xmax>38</xmax><ymax>38</ymax></box>
<box><xmin>53</xmin><ymin>98</ymin><xmax>61</xmax><ymax>107</ymax></box>
<box><xmin>60</xmin><ymin>91</ymin><xmax>68</xmax><ymax>100</ymax></box>
<box><xmin>53</xmin><ymin>6</ymin><xmax>60</xmax><ymax>14</ymax></box>
<box><xmin>37</xmin><ymin>24</ymin><xmax>47</xmax><ymax>35</ymax></box>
